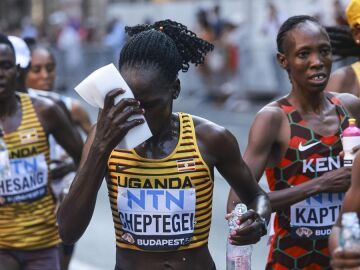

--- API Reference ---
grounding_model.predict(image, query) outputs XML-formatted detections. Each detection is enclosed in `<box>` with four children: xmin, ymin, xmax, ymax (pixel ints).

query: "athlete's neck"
<box><xmin>0</xmin><ymin>93</ymin><xmax>18</xmax><ymax>119</ymax></box>
<box><xmin>137</xmin><ymin>114</ymin><xmax>179</xmax><ymax>158</ymax></box>
<box><xmin>288</xmin><ymin>89</ymin><xmax>327</xmax><ymax>114</ymax></box>
<box><xmin>149</xmin><ymin>114</ymin><xmax>178</xmax><ymax>144</ymax></box>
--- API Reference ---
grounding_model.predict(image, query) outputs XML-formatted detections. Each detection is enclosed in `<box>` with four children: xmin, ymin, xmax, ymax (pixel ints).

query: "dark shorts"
<box><xmin>0</xmin><ymin>246</ymin><xmax>60</xmax><ymax>270</ymax></box>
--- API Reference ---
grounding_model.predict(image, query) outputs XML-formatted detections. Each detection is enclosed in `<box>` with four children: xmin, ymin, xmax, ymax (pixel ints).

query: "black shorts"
<box><xmin>0</xmin><ymin>246</ymin><xmax>60</xmax><ymax>270</ymax></box>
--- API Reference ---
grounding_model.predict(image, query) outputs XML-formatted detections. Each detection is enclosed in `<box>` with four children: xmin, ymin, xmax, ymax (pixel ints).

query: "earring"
<box><xmin>173</xmin><ymin>91</ymin><xmax>179</xmax><ymax>99</ymax></box>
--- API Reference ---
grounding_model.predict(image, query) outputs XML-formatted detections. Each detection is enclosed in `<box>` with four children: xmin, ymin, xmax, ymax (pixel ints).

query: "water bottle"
<box><xmin>339</xmin><ymin>212</ymin><xmax>360</xmax><ymax>251</ymax></box>
<box><xmin>0</xmin><ymin>128</ymin><xmax>11</xmax><ymax>178</ymax></box>
<box><xmin>226</xmin><ymin>203</ymin><xmax>252</xmax><ymax>270</ymax></box>
<box><xmin>342</xmin><ymin>118</ymin><xmax>360</xmax><ymax>167</ymax></box>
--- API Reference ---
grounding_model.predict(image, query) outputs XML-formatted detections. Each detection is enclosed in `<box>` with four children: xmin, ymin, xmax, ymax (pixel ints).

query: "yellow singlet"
<box><xmin>107</xmin><ymin>113</ymin><xmax>214</xmax><ymax>252</ymax></box>
<box><xmin>351</xmin><ymin>61</ymin><xmax>360</xmax><ymax>98</ymax></box>
<box><xmin>0</xmin><ymin>93</ymin><xmax>59</xmax><ymax>250</ymax></box>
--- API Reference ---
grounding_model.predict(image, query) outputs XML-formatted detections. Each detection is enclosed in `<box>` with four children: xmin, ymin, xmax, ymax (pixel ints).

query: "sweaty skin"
<box><xmin>57</xmin><ymin>67</ymin><xmax>270</xmax><ymax>270</ymax></box>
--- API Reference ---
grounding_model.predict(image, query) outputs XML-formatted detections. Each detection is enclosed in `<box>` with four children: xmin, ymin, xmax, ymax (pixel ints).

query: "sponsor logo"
<box><xmin>296</xmin><ymin>227</ymin><xmax>313</xmax><ymax>238</ymax></box>
<box><xmin>121</xmin><ymin>233</ymin><xmax>135</xmax><ymax>244</ymax></box>
<box><xmin>298</xmin><ymin>141</ymin><xmax>320</xmax><ymax>152</ymax></box>
<box><xmin>177</xmin><ymin>159</ymin><xmax>196</xmax><ymax>172</ymax></box>
<box><xmin>315</xmin><ymin>228</ymin><xmax>332</xmax><ymax>236</ymax></box>
<box><xmin>116</xmin><ymin>165</ymin><xmax>131</xmax><ymax>172</ymax></box>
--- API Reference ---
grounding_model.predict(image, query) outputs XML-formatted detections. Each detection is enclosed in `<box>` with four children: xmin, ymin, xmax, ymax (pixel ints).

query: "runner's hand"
<box><xmin>319</xmin><ymin>166</ymin><xmax>351</xmax><ymax>193</ymax></box>
<box><xmin>94</xmin><ymin>89</ymin><xmax>145</xmax><ymax>154</ymax></box>
<box><xmin>331</xmin><ymin>247</ymin><xmax>360</xmax><ymax>270</ymax></box>
<box><xmin>226</xmin><ymin>209</ymin><xmax>266</xmax><ymax>245</ymax></box>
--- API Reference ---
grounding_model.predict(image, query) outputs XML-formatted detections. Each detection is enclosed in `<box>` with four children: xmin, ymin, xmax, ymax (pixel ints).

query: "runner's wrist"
<box><xmin>307</xmin><ymin>176</ymin><xmax>326</xmax><ymax>195</ymax></box>
<box><xmin>91</xmin><ymin>139</ymin><xmax>113</xmax><ymax>157</ymax></box>
<box><xmin>89</xmin><ymin>143</ymin><xmax>110</xmax><ymax>162</ymax></box>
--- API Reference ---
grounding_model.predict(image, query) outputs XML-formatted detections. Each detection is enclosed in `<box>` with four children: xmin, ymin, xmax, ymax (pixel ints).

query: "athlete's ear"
<box><xmin>351</xmin><ymin>24</ymin><xmax>360</xmax><ymax>46</ymax></box>
<box><xmin>277</xmin><ymin>52</ymin><xmax>288</xmax><ymax>70</ymax></box>
<box><xmin>171</xmin><ymin>78</ymin><xmax>181</xmax><ymax>100</ymax></box>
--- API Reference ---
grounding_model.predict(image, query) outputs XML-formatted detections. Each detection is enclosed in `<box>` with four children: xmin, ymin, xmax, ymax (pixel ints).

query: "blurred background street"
<box><xmin>0</xmin><ymin>0</ymin><xmax>354</xmax><ymax>269</ymax></box>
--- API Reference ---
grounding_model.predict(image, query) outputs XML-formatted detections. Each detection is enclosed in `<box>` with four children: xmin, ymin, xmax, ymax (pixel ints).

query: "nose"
<box><xmin>309</xmin><ymin>52</ymin><xmax>324</xmax><ymax>70</ymax></box>
<box><xmin>40</xmin><ymin>67</ymin><xmax>49</xmax><ymax>79</ymax></box>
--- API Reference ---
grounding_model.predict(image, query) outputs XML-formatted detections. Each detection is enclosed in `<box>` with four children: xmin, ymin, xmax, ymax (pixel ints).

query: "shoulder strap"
<box><xmin>325</xmin><ymin>92</ymin><xmax>350</xmax><ymax>132</ymax></box>
<box><xmin>276</xmin><ymin>97</ymin><xmax>306</xmax><ymax>126</ymax></box>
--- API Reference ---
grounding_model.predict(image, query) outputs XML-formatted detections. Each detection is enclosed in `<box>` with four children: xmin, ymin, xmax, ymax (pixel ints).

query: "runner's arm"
<box><xmin>215</xmin><ymin>128</ymin><xmax>270</xmax><ymax>223</ymax></box>
<box><xmin>227</xmin><ymin>107</ymin><xmax>348</xmax><ymax>212</ymax></box>
<box><xmin>38</xmin><ymin>98</ymin><xmax>83</xmax><ymax>165</ymax></box>
<box><xmin>325</xmin><ymin>67</ymin><xmax>348</xmax><ymax>93</ymax></box>
<box><xmin>337</xmin><ymin>92</ymin><xmax>360</xmax><ymax>121</ymax></box>
<box><xmin>329</xmin><ymin>152</ymin><xmax>360</xmax><ymax>268</ymax></box>
<box><xmin>57</xmin><ymin>126</ymin><xmax>106</xmax><ymax>244</ymax></box>
<box><xmin>57</xmin><ymin>89</ymin><xmax>144</xmax><ymax>244</ymax></box>
<box><xmin>203</xmin><ymin>124</ymin><xmax>270</xmax><ymax>245</ymax></box>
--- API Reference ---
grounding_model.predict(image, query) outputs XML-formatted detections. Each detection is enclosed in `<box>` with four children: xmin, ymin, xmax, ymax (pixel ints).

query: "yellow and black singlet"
<box><xmin>0</xmin><ymin>93</ymin><xmax>59</xmax><ymax>250</ymax></box>
<box><xmin>107</xmin><ymin>113</ymin><xmax>214</xmax><ymax>252</ymax></box>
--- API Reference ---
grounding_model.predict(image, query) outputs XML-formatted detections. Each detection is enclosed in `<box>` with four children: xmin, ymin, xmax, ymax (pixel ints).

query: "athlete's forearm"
<box><xmin>268</xmin><ymin>176</ymin><xmax>323</xmax><ymax>211</ymax></box>
<box><xmin>57</xmin><ymin>145</ymin><xmax>107</xmax><ymax>244</ymax></box>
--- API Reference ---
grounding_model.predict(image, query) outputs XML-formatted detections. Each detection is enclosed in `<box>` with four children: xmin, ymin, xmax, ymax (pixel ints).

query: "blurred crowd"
<box><xmin>1</xmin><ymin>0</ymin><xmax>352</xmax><ymax>108</ymax></box>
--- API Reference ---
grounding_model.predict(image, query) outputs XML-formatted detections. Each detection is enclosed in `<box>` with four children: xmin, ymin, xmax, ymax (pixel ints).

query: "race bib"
<box><xmin>117</xmin><ymin>187</ymin><xmax>196</xmax><ymax>251</ymax></box>
<box><xmin>0</xmin><ymin>154</ymin><xmax>48</xmax><ymax>205</ymax></box>
<box><xmin>290</xmin><ymin>192</ymin><xmax>344</xmax><ymax>239</ymax></box>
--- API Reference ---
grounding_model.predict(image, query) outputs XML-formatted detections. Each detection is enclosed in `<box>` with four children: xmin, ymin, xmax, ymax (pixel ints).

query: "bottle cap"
<box><xmin>349</xmin><ymin>118</ymin><xmax>356</xmax><ymax>125</ymax></box>
<box><xmin>234</xmin><ymin>203</ymin><xmax>248</xmax><ymax>216</ymax></box>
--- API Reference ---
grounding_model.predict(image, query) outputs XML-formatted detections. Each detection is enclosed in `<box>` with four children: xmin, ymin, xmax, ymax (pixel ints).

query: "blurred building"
<box><xmin>0</xmin><ymin>0</ymin><xmax>31</xmax><ymax>32</ymax></box>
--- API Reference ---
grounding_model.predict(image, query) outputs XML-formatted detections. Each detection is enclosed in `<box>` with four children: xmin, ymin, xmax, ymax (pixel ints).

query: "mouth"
<box><xmin>308</xmin><ymin>73</ymin><xmax>328</xmax><ymax>86</ymax></box>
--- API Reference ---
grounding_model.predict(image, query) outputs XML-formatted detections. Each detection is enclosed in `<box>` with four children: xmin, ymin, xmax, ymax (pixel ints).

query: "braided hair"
<box><xmin>119</xmin><ymin>19</ymin><xmax>214</xmax><ymax>82</ymax></box>
<box><xmin>277</xmin><ymin>15</ymin><xmax>323</xmax><ymax>53</ymax></box>
<box><xmin>326</xmin><ymin>25</ymin><xmax>360</xmax><ymax>59</ymax></box>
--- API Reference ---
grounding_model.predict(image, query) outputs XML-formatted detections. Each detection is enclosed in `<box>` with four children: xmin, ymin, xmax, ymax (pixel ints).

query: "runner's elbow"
<box><xmin>57</xmin><ymin>212</ymin><xmax>80</xmax><ymax>244</ymax></box>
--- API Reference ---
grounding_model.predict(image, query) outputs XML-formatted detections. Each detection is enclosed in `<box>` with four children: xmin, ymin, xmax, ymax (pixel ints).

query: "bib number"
<box><xmin>290</xmin><ymin>192</ymin><xmax>344</xmax><ymax>239</ymax></box>
<box><xmin>117</xmin><ymin>187</ymin><xmax>196</xmax><ymax>251</ymax></box>
<box><xmin>0</xmin><ymin>154</ymin><xmax>48</xmax><ymax>205</ymax></box>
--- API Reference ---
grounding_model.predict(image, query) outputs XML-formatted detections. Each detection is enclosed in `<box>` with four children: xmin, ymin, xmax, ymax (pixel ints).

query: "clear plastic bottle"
<box><xmin>0</xmin><ymin>128</ymin><xmax>11</xmax><ymax>178</ymax></box>
<box><xmin>226</xmin><ymin>203</ymin><xmax>252</xmax><ymax>270</ymax></box>
<box><xmin>342</xmin><ymin>118</ymin><xmax>360</xmax><ymax>167</ymax></box>
<box><xmin>339</xmin><ymin>212</ymin><xmax>360</xmax><ymax>251</ymax></box>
